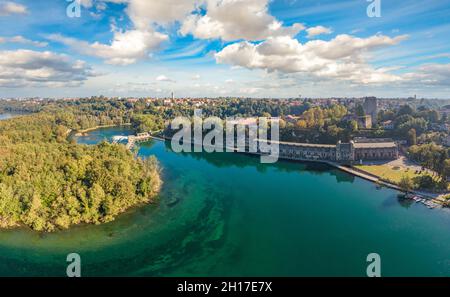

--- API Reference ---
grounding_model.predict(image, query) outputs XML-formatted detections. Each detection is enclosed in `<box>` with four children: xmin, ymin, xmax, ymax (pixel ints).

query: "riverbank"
<box><xmin>95</xmin><ymin>127</ymin><xmax>448</xmax><ymax>211</ymax></box>
<box><xmin>74</xmin><ymin>123</ymin><xmax>132</xmax><ymax>136</ymax></box>
<box><xmin>329</xmin><ymin>163</ymin><xmax>445</xmax><ymax>207</ymax></box>
<box><xmin>0</xmin><ymin>113</ymin><xmax>23</xmax><ymax>121</ymax></box>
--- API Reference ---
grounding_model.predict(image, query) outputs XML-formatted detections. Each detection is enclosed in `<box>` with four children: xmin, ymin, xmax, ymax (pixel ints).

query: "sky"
<box><xmin>0</xmin><ymin>0</ymin><xmax>449</xmax><ymax>99</ymax></box>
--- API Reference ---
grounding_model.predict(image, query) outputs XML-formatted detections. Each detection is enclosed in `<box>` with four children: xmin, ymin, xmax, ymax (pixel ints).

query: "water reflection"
<box><xmin>157</xmin><ymin>140</ymin><xmax>355</xmax><ymax>183</ymax></box>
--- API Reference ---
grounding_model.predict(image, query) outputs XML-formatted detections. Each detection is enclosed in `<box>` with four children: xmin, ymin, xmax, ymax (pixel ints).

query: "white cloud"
<box><xmin>403</xmin><ymin>63</ymin><xmax>450</xmax><ymax>86</ymax></box>
<box><xmin>306</xmin><ymin>26</ymin><xmax>333</xmax><ymax>38</ymax></box>
<box><xmin>304</xmin><ymin>34</ymin><xmax>408</xmax><ymax>60</ymax></box>
<box><xmin>0</xmin><ymin>50</ymin><xmax>97</xmax><ymax>88</ymax></box>
<box><xmin>46</xmin><ymin>0</ymin><xmax>201</xmax><ymax>65</ymax></box>
<box><xmin>0</xmin><ymin>1</ymin><xmax>27</xmax><ymax>16</ymax></box>
<box><xmin>78</xmin><ymin>0</ymin><xmax>94</xmax><ymax>8</ymax></box>
<box><xmin>125</xmin><ymin>0</ymin><xmax>199</xmax><ymax>29</ymax></box>
<box><xmin>215</xmin><ymin>34</ymin><xmax>408</xmax><ymax>84</ymax></box>
<box><xmin>156</xmin><ymin>75</ymin><xmax>175</xmax><ymax>82</ymax></box>
<box><xmin>240</xmin><ymin>87</ymin><xmax>261</xmax><ymax>95</ymax></box>
<box><xmin>0</xmin><ymin>36</ymin><xmax>48</xmax><ymax>47</ymax></box>
<box><xmin>180</xmin><ymin>0</ymin><xmax>304</xmax><ymax>41</ymax></box>
<box><xmin>47</xmin><ymin>29</ymin><xmax>168</xmax><ymax>66</ymax></box>
<box><xmin>87</xmin><ymin>0</ymin><xmax>198</xmax><ymax>27</ymax></box>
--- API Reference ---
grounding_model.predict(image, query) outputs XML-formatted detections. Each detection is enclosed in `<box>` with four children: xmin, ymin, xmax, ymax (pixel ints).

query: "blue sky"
<box><xmin>0</xmin><ymin>0</ymin><xmax>449</xmax><ymax>98</ymax></box>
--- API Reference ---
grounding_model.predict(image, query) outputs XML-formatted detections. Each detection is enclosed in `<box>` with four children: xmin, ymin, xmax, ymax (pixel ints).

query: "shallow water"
<box><xmin>0</xmin><ymin>113</ymin><xmax>14</xmax><ymax>121</ymax></box>
<box><xmin>0</xmin><ymin>126</ymin><xmax>449</xmax><ymax>276</ymax></box>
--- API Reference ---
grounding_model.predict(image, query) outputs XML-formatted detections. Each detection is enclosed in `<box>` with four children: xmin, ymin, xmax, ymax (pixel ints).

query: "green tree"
<box><xmin>407</xmin><ymin>128</ymin><xmax>417</xmax><ymax>145</ymax></box>
<box><xmin>399</xmin><ymin>176</ymin><xmax>414</xmax><ymax>193</ymax></box>
<box><xmin>397</xmin><ymin>105</ymin><xmax>414</xmax><ymax>116</ymax></box>
<box><xmin>355</xmin><ymin>104</ymin><xmax>365</xmax><ymax>117</ymax></box>
<box><xmin>131</xmin><ymin>114</ymin><xmax>164</xmax><ymax>133</ymax></box>
<box><xmin>348</xmin><ymin>120</ymin><xmax>359</xmax><ymax>133</ymax></box>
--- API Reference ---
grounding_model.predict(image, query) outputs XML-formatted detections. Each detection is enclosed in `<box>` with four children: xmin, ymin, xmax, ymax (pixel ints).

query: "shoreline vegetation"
<box><xmin>74</xmin><ymin>123</ymin><xmax>132</xmax><ymax>136</ymax></box>
<box><xmin>0</xmin><ymin>113</ymin><xmax>162</xmax><ymax>232</ymax></box>
<box><xmin>1</xmin><ymin>96</ymin><xmax>449</xmax><ymax>231</ymax></box>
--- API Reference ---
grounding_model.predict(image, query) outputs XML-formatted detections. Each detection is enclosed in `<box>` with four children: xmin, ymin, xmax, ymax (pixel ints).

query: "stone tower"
<box><xmin>363</xmin><ymin>97</ymin><xmax>378</xmax><ymax>126</ymax></box>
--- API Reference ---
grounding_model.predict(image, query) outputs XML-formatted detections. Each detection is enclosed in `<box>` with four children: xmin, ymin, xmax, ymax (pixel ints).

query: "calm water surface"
<box><xmin>0</xmin><ymin>126</ymin><xmax>449</xmax><ymax>276</ymax></box>
<box><xmin>0</xmin><ymin>113</ymin><xmax>15</xmax><ymax>121</ymax></box>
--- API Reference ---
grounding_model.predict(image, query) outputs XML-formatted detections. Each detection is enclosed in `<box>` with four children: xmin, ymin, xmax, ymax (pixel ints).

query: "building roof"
<box><xmin>353</xmin><ymin>142</ymin><xmax>397</xmax><ymax>149</ymax></box>
<box><xmin>256</xmin><ymin>139</ymin><xmax>335</xmax><ymax>148</ymax></box>
<box><xmin>255</xmin><ymin>139</ymin><xmax>397</xmax><ymax>149</ymax></box>
<box><xmin>279</xmin><ymin>141</ymin><xmax>336</xmax><ymax>148</ymax></box>
<box><xmin>227</xmin><ymin>117</ymin><xmax>258</xmax><ymax>125</ymax></box>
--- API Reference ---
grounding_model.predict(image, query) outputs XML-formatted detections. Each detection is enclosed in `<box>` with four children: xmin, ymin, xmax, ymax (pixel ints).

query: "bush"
<box><xmin>413</xmin><ymin>175</ymin><xmax>435</xmax><ymax>190</ymax></box>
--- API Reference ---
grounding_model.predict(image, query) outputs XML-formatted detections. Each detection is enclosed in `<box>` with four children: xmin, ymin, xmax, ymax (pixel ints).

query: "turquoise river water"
<box><xmin>0</xmin><ymin>126</ymin><xmax>449</xmax><ymax>276</ymax></box>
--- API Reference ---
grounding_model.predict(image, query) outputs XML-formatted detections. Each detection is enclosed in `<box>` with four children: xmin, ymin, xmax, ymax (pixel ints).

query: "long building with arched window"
<box><xmin>264</xmin><ymin>138</ymin><xmax>398</xmax><ymax>163</ymax></box>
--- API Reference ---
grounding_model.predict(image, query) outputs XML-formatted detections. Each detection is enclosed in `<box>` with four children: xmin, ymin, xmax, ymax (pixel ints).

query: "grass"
<box><xmin>354</xmin><ymin>164</ymin><xmax>430</xmax><ymax>185</ymax></box>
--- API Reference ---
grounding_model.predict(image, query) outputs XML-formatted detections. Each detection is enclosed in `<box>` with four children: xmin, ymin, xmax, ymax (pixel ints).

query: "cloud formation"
<box><xmin>49</xmin><ymin>0</ymin><xmax>201</xmax><ymax>65</ymax></box>
<box><xmin>0</xmin><ymin>1</ymin><xmax>27</xmax><ymax>16</ymax></box>
<box><xmin>125</xmin><ymin>0</ymin><xmax>199</xmax><ymax>28</ymax></box>
<box><xmin>306</xmin><ymin>26</ymin><xmax>333</xmax><ymax>38</ymax></box>
<box><xmin>180</xmin><ymin>0</ymin><xmax>304</xmax><ymax>41</ymax></box>
<box><xmin>0</xmin><ymin>50</ymin><xmax>97</xmax><ymax>87</ymax></box>
<box><xmin>47</xmin><ymin>29</ymin><xmax>168</xmax><ymax>66</ymax></box>
<box><xmin>404</xmin><ymin>63</ymin><xmax>450</xmax><ymax>86</ymax></box>
<box><xmin>156</xmin><ymin>75</ymin><xmax>175</xmax><ymax>82</ymax></box>
<box><xmin>0</xmin><ymin>35</ymin><xmax>48</xmax><ymax>47</ymax></box>
<box><xmin>1</xmin><ymin>0</ymin><xmax>447</xmax><ymax>98</ymax></box>
<box><xmin>215</xmin><ymin>34</ymin><xmax>408</xmax><ymax>84</ymax></box>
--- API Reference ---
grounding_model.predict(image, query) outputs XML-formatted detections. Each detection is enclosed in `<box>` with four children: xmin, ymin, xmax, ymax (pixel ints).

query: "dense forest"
<box><xmin>0</xmin><ymin>113</ymin><xmax>161</xmax><ymax>232</ymax></box>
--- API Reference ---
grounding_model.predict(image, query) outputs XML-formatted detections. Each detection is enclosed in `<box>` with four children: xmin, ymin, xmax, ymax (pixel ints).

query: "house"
<box><xmin>285</xmin><ymin>115</ymin><xmax>300</xmax><ymax>124</ymax></box>
<box><xmin>381</xmin><ymin>120</ymin><xmax>394</xmax><ymax>130</ymax></box>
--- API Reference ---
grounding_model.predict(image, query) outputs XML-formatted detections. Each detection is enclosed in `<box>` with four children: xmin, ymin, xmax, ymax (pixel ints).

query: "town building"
<box><xmin>381</xmin><ymin>120</ymin><xmax>394</xmax><ymax>130</ymax></box>
<box><xmin>353</xmin><ymin>141</ymin><xmax>398</xmax><ymax>161</ymax></box>
<box><xmin>284</xmin><ymin>115</ymin><xmax>301</xmax><ymax>124</ymax></box>
<box><xmin>274</xmin><ymin>138</ymin><xmax>398</xmax><ymax>163</ymax></box>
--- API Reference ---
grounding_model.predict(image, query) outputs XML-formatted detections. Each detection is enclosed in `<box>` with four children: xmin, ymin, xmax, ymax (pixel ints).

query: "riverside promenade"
<box><xmin>326</xmin><ymin>162</ymin><xmax>444</xmax><ymax>208</ymax></box>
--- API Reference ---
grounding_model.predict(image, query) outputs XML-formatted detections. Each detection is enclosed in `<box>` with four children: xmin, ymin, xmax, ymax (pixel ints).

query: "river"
<box><xmin>0</xmin><ymin>126</ymin><xmax>449</xmax><ymax>276</ymax></box>
<box><xmin>0</xmin><ymin>113</ymin><xmax>15</xmax><ymax>121</ymax></box>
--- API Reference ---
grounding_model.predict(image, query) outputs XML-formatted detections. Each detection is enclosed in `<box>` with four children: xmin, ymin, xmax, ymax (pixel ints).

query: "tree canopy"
<box><xmin>0</xmin><ymin>113</ymin><xmax>161</xmax><ymax>232</ymax></box>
